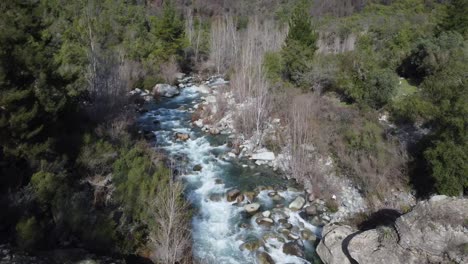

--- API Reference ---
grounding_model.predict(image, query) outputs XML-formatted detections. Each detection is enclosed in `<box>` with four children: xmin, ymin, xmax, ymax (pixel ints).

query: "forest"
<box><xmin>0</xmin><ymin>0</ymin><xmax>467</xmax><ymax>263</ymax></box>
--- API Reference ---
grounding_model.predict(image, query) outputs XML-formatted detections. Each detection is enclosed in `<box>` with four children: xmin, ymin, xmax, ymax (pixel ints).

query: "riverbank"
<box><xmin>136</xmin><ymin>75</ymin><xmax>336</xmax><ymax>263</ymax></box>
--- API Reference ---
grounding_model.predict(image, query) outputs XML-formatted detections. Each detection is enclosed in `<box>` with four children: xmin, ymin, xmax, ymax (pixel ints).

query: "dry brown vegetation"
<box><xmin>284</xmin><ymin>93</ymin><xmax>408</xmax><ymax>205</ymax></box>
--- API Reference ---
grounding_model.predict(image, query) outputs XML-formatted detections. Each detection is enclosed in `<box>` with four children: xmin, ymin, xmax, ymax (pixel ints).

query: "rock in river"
<box><xmin>257</xmin><ymin>252</ymin><xmax>275</xmax><ymax>264</ymax></box>
<box><xmin>227</xmin><ymin>189</ymin><xmax>241</xmax><ymax>202</ymax></box>
<box><xmin>283</xmin><ymin>242</ymin><xmax>305</xmax><ymax>257</ymax></box>
<box><xmin>175</xmin><ymin>133</ymin><xmax>190</xmax><ymax>141</ymax></box>
<box><xmin>244</xmin><ymin>203</ymin><xmax>260</xmax><ymax>214</ymax></box>
<box><xmin>239</xmin><ymin>240</ymin><xmax>263</xmax><ymax>252</ymax></box>
<box><xmin>256</xmin><ymin>217</ymin><xmax>274</xmax><ymax>227</ymax></box>
<box><xmin>289</xmin><ymin>196</ymin><xmax>305</xmax><ymax>211</ymax></box>
<box><xmin>153</xmin><ymin>84</ymin><xmax>180</xmax><ymax>98</ymax></box>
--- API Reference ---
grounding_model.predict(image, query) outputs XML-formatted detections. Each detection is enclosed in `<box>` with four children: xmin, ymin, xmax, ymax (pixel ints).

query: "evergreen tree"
<box><xmin>441</xmin><ymin>0</ymin><xmax>468</xmax><ymax>37</ymax></box>
<box><xmin>153</xmin><ymin>0</ymin><xmax>187</xmax><ymax>60</ymax></box>
<box><xmin>282</xmin><ymin>0</ymin><xmax>318</xmax><ymax>85</ymax></box>
<box><xmin>0</xmin><ymin>1</ymin><xmax>73</xmax><ymax>162</ymax></box>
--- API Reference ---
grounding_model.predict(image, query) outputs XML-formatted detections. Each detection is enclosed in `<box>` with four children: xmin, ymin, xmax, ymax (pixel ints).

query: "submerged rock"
<box><xmin>283</xmin><ymin>242</ymin><xmax>305</xmax><ymax>257</ymax></box>
<box><xmin>215</xmin><ymin>179</ymin><xmax>224</xmax><ymax>184</ymax></box>
<box><xmin>239</xmin><ymin>240</ymin><xmax>263</xmax><ymax>252</ymax></box>
<box><xmin>301</xmin><ymin>229</ymin><xmax>317</xmax><ymax>242</ymax></box>
<box><xmin>289</xmin><ymin>196</ymin><xmax>306</xmax><ymax>211</ymax></box>
<box><xmin>209</xmin><ymin>194</ymin><xmax>222</xmax><ymax>202</ymax></box>
<box><xmin>256</xmin><ymin>252</ymin><xmax>275</xmax><ymax>264</ymax></box>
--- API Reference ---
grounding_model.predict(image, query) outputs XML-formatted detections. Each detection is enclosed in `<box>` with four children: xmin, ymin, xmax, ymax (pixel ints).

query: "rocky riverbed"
<box><xmin>134</xmin><ymin>75</ymin><xmax>345</xmax><ymax>263</ymax></box>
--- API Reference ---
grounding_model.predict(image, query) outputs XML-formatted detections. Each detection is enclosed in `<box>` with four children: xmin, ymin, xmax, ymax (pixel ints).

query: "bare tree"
<box><xmin>150</xmin><ymin>181</ymin><xmax>192</xmax><ymax>264</ymax></box>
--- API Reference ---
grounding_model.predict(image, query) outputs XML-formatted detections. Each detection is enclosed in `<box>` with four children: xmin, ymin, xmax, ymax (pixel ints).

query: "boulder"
<box><xmin>287</xmin><ymin>233</ymin><xmax>300</xmax><ymax>240</ymax></box>
<box><xmin>197</xmin><ymin>84</ymin><xmax>211</xmax><ymax>93</ymax></box>
<box><xmin>283</xmin><ymin>242</ymin><xmax>304</xmax><ymax>257</ymax></box>
<box><xmin>304</xmin><ymin>205</ymin><xmax>318</xmax><ymax>216</ymax></box>
<box><xmin>289</xmin><ymin>196</ymin><xmax>306</xmax><ymax>211</ymax></box>
<box><xmin>256</xmin><ymin>217</ymin><xmax>274</xmax><ymax>227</ymax></box>
<box><xmin>209</xmin><ymin>127</ymin><xmax>220</xmax><ymax>135</ymax></box>
<box><xmin>194</xmin><ymin>119</ymin><xmax>204</xmax><ymax>128</ymax></box>
<box><xmin>262</xmin><ymin>210</ymin><xmax>271</xmax><ymax>218</ymax></box>
<box><xmin>153</xmin><ymin>84</ymin><xmax>179</xmax><ymax>98</ymax></box>
<box><xmin>251</xmin><ymin>152</ymin><xmax>275</xmax><ymax>161</ymax></box>
<box><xmin>175</xmin><ymin>133</ymin><xmax>190</xmax><ymax>141</ymax></box>
<box><xmin>174</xmin><ymin>72</ymin><xmax>186</xmax><ymax>80</ymax></box>
<box><xmin>256</xmin><ymin>252</ymin><xmax>275</xmax><ymax>264</ymax></box>
<box><xmin>227</xmin><ymin>189</ymin><xmax>241</xmax><ymax>202</ymax></box>
<box><xmin>317</xmin><ymin>196</ymin><xmax>468</xmax><ymax>264</ymax></box>
<box><xmin>244</xmin><ymin>203</ymin><xmax>261</xmax><ymax>214</ymax></box>
<box><xmin>193</xmin><ymin>164</ymin><xmax>202</xmax><ymax>171</ymax></box>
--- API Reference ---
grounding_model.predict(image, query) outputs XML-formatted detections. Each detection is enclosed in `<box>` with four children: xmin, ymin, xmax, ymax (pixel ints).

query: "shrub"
<box><xmin>16</xmin><ymin>217</ymin><xmax>42</xmax><ymax>250</ymax></box>
<box><xmin>31</xmin><ymin>171</ymin><xmax>59</xmax><ymax>204</ymax></box>
<box><xmin>424</xmin><ymin>139</ymin><xmax>468</xmax><ymax>196</ymax></box>
<box><xmin>113</xmin><ymin>144</ymin><xmax>171</xmax><ymax>223</ymax></box>
<box><xmin>263</xmin><ymin>51</ymin><xmax>283</xmax><ymax>83</ymax></box>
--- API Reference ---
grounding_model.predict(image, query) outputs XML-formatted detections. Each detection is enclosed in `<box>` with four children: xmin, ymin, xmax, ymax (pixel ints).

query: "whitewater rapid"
<box><xmin>138</xmin><ymin>84</ymin><xmax>320</xmax><ymax>264</ymax></box>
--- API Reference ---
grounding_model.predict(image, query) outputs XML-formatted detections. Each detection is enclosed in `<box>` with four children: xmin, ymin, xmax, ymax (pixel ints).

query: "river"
<box><xmin>138</xmin><ymin>81</ymin><xmax>322</xmax><ymax>264</ymax></box>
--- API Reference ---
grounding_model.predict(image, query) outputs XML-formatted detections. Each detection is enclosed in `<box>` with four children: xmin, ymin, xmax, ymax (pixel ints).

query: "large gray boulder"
<box><xmin>317</xmin><ymin>196</ymin><xmax>468</xmax><ymax>264</ymax></box>
<box><xmin>153</xmin><ymin>84</ymin><xmax>179</xmax><ymax>98</ymax></box>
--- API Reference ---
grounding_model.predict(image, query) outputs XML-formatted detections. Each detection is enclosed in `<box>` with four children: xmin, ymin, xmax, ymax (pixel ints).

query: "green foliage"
<box><xmin>400</xmin><ymin>31</ymin><xmax>465</xmax><ymax>81</ymax></box>
<box><xmin>113</xmin><ymin>144</ymin><xmax>170</xmax><ymax>223</ymax></box>
<box><xmin>16</xmin><ymin>216</ymin><xmax>43</xmax><ymax>250</ymax></box>
<box><xmin>345</xmin><ymin>121</ymin><xmax>384</xmax><ymax>154</ymax></box>
<box><xmin>282</xmin><ymin>0</ymin><xmax>318</xmax><ymax>84</ymax></box>
<box><xmin>31</xmin><ymin>171</ymin><xmax>59</xmax><ymax>204</ymax></box>
<box><xmin>440</xmin><ymin>0</ymin><xmax>468</xmax><ymax>37</ymax></box>
<box><xmin>263</xmin><ymin>51</ymin><xmax>284</xmax><ymax>83</ymax></box>
<box><xmin>424</xmin><ymin>139</ymin><xmax>468</xmax><ymax>196</ymax></box>
<box><xmin>78</xmin><ymin>134</ymin><xmax>117</xmax><ymax>173</ymax></box>
<box><xmin>0</xmin><ymin>0</ymin><xmax>75</xmax><ymax>161</ymax></box>
<box><xmin>337</xmin><ymin>52</ymin><xmax>398</xmax><ymax>108</ymax></box>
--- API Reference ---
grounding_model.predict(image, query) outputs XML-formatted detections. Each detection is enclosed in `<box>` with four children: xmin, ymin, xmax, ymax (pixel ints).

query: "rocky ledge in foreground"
<box><xmin>317</xmin><ymin>195</ymin><xmax>468</xmax><ymax>264</ymax></box>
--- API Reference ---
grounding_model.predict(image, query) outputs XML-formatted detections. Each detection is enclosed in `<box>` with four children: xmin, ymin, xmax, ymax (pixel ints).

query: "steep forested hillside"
<box><xmin>0</xmin><ymin>0</ymin><xmax>466</xmax><ymax>263</ymax></box>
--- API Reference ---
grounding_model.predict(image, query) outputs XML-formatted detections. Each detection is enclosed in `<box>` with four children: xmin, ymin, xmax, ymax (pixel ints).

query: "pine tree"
<box><xmin>282</xmin><ymin>0</ymin><xmax>318</xmax><ymax>84</ymax></box>
<box><xmin>0</xmin><ymin>1</ymin><xmax>73</xmax><ymax>161</ymax></box>
<box><xmin>441</xmin><ymin>0</ymin><xmax>468</xmax><ymax>37</ymax></box>
<box><xmin>154</xmin><ymin>0</ymin><xmax>187</xmax><ymax>60</ymax></box>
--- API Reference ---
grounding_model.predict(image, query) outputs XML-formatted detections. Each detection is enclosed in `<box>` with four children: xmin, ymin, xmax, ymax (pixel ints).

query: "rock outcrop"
<box><xmin>317</xmin><ymin>196</ymin><xmax>468</xmax><ymax>264</ymax></box>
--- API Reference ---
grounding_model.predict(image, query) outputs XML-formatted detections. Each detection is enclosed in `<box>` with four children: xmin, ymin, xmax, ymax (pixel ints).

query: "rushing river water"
<box><xmin>138</xmin><ymin>83</ymin><xmax>322</xmax><ymax>264</ymax></box>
